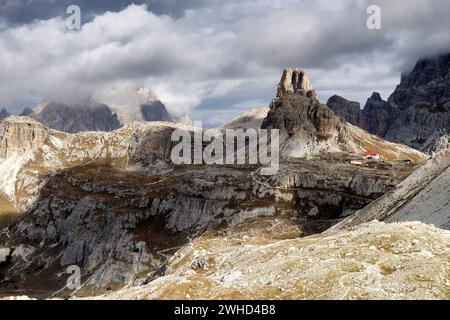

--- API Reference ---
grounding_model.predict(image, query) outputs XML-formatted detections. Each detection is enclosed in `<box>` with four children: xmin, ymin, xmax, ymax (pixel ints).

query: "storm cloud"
<box><xmin>0</xmin><ymin>0</ymin><xmax>450</xmax><ymax>126</ymax></box>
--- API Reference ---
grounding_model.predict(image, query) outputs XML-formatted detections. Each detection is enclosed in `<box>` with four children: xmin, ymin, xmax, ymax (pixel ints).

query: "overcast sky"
<box><xmin>1</xmin><ymin>0</ymin><xmax>450</xmax><ymax>126</ymax></box>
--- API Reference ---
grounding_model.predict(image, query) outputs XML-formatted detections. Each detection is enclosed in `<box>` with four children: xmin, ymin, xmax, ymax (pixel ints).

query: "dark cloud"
<box><xmin>0</xmin><ymin>0</ymin><xmax>216</xmax><ymax>24</ymax></box>
<box><xmin>0</xmin><ymin>0</ymin><xmax>450</xmax><ymax>125</ymax></box>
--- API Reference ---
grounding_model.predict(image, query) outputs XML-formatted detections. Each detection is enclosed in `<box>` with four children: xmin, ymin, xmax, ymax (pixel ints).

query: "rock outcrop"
<box><xmin>0</xmin><ymin>117</ymin><xmax>47</xmax><ymax>160</ymax></box>
<box><xmin>31</xmin><ymin>97</ymin><xmax>122</xmax><ymax>133</ymax></box>
<box><xmin>262</xmin><ymin>68</ymin><xmax>425</xmax><ymax>161</ymax></box>
<box><xmin>326</xmin><ymin>95</ymin><xmax>365</xmax><ymax>128</ymax></box>
<box><xmin>276</xmin><ymin>68</ymin><xmax>315</xmax><ymax>99</ymax></box>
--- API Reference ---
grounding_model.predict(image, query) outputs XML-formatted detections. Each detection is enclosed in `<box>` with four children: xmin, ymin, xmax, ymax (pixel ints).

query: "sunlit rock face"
<box><xmin>0</xmin><ymin>117</ymin><xmax>47</xmax><ymax>160</ymax></box>
<box><xmin>276</xmin><ymin>68</ymin><xmax>315</xmax><ymax>99</ymax></box>
<box><xmin>95</xmin><ymin>221</ymin><xmax>450</xmax><ymax>300</ymax></box>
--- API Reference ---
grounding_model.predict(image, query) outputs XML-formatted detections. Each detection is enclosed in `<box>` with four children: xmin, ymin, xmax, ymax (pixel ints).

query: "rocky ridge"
<box><xmin>327</xmin><ymin>53</ymin><xmax>450</xmax><ymax>151</ymax></box>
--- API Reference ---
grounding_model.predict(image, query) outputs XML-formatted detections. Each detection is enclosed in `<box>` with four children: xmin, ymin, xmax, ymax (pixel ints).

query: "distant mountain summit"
<box><xmin>113</xmin><ymin>87</ymin><xmax>174</xmax><ymax>125</ymax></box>
<box><xmin>31</xmin><ymin>97</ymin><xmax>121</xmax><ymax>133</ymax></box>
<box><xmin>22</xmin><ymin>87</ymin><xmax>186</xmax><ymax>133</ymax></box>
<box><xmin>19</xmin><ymin>107</ymin><xmax>33</xmax><ymax>116</ymax></box>
<box><xmin>327</xmin><ymin>53</ymin><xmax>450</xmax><ymax>151</ymax></box>
<box><xmin>385</xmin><ymin>53</ymin><xmax>450</xmax><ymax>149</ymax></box>
<box><xmin>0</xmin><ymin>108</ymin><xmax>10</xmax><ymax>121</ymax></box>
<box><xmin>327</xmin><ymin>92</ymin><xmax>396</xmax><ymax>138</ymax></box>
<box><xmin>326</xmin><ymin>95</ymin><xmax>365</xmax><ymax>128</ymax></box>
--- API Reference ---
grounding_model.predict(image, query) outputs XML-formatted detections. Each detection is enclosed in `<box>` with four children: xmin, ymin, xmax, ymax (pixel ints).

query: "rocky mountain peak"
<box><xmin>0</xmin><ymin>108</ymin><xmax>10</xmax><ymax>121</ymax></box>
<box><xmin>262</xmin><ymin>68</ymin><xmax>423</xmax><ymax>160</ymax></box>
<box><xmin>383</xmin><ymin>53</ymin><xmax>450</xmax><ymax>150</ymax></box>
<box><xmin>263</xmin><ymin>68</ymin><xmax>336</xmax><ymax>141</ymax></box>
<box><xmin>369</xmin><ymin>92</ymin><xmax>383</xmax><ymax>102</ymax></box>
<box><xmin>112</xmin><ymin>87</ymin><xmax>174</xmax><ymax>125</ymax></box>
<box><xmin>276</xmin><ymin>68</ymin><xmax>316</xmax><ymax>99</ymax></box>
<box><xmin>19</xmin><ymin>107</ymin><xmax>33</xmax><ymax>117</ymax></box>
<box><xmin>388</xmin><ymin>53</ymin><xmax>450</xmax><ymax>112</ymax></box>
<box><xmin>31</xmin><ymin>97</ymin><xmax>122</xmax><ymax>133</ymax></box>
<box><xmin>326</xmin><ymin>95</ymin><xmax>364</xmax><ymax>128</ymax></box>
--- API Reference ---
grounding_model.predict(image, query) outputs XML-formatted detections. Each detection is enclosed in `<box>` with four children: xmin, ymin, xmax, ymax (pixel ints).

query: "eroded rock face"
<box><xmin>0</xmin><ymin>117</ymin><xmax>47</xmax><ymax>160</ymax></box>
<box><xmin>385</xmin><ymin>54</ymin><xmax>450</xmax><ymax>148</ymax></box>
<box><xmin>422</xmin><ymin>133</ymin><xmax>450</xmax><ymax>155</ymax></box>
<box><xmin>263</xmin><ymin>92</ymin><xmax>339</xmax><ymax>141</ymax></box>
<box><xmin>263</xmin><ymin>68</ymin><xmax>339</xmax><ymax>143</ymax></box>
<box><xmin>326</xmin><ymin>95</ymin><xmax>365</xmax><ymax>128</ymax></box>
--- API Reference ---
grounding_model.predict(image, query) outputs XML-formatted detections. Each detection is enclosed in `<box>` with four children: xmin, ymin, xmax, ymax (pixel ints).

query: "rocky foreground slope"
<box><xmin>332</xmin><ymin>140</ymin><xmax>450</xmax><ymax>230</ymax></box>
<box><xmin>94</xmin><ymin>221</ymin><xmax>450</xmax><ymax>300</ymax></box>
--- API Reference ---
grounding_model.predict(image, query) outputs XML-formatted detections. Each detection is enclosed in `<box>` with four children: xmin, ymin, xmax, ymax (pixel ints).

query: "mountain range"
<box><xmin>0</xmin><ymin>88</ymin><xmax>182</xmax><ymax>134</ymax></box>
<box><xmin>327</xmin><ymin>53</ymin><xmax>450</xmax><ymax>152</ymax></box>
<box><xmin>0</xmin><ymin>54</ymin><xmax>450</xmax><ymax>300</ymax></box>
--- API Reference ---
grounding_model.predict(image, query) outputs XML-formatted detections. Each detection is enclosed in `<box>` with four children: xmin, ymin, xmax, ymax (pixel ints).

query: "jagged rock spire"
<box><xmin>276</xmin><ymin>68</ymin><xmax>315</xmax><ymax>99</ymax></box>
